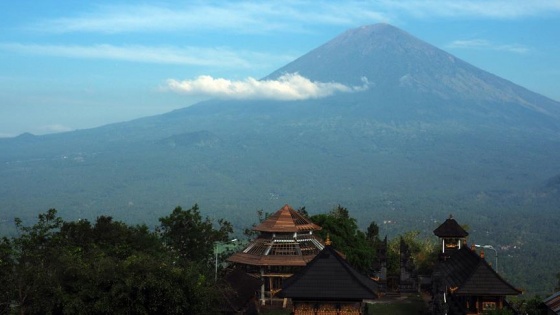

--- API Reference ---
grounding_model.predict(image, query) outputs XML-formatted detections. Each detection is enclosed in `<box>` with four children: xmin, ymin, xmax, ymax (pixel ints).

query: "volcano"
<box><xmin>4</xmin><ymin>23</ymin><xmax>560</xmax><ymax>293</ymax></box>
<box><xmin>1</xmin><ymin>23</ymin><xmax>559</xmax><ymax>230</ymax></box>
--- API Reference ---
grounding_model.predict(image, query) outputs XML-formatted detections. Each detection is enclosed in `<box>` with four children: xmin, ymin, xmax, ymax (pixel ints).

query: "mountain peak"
<box><xmin>266</xmin><ymin>23</ymin><xmax>433</xmax><ymax>86</ymax></box>
<box><xmin>266</xmin><ymin>24</ymin><xmax>560</xmax><ymax>119</ymax></box>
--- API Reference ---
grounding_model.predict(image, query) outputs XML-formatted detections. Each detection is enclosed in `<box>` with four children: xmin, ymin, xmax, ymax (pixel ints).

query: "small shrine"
<box><xmin>432</xmin><ymin>215</ymin><xmax>521</xmax><ymax>315</ymax></box>
<box><xmin>227</xmin><ymin>204</ymin><xmax>324</xmax><ymax>305</ymax></box>
<box><xmin>433</xmin><ymin>214</ymin><xmax>469</xmax><ymax>260</ymax></box>
<box><xmin>279</xmin><ymin>239</ymin><xmax>379</xmax><ymax>315</ymax></box>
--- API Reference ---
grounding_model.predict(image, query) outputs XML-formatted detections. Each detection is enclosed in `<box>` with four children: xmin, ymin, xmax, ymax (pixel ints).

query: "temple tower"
<box><xmin>227</xmin><ymin>204</ymin><xmax>323</xmax><ymax>305</ymax></box>
<box><xmin>433</xmin><ymin>214</ymin><xmax>469</xmax><ymax>260</ymax></box>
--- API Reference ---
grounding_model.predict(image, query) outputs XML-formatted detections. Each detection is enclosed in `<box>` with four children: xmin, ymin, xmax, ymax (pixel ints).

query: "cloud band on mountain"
<box><xmin>165</xmin><ymin>73</ymin><xmax>369</xmax><ymax>100</ymax></box>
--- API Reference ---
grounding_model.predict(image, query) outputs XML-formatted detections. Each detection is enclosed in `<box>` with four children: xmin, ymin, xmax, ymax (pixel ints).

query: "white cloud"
<box><xmin>0</xmin><ymin>43</ymin><xmax>293</xmax><ymax>68</ymax></box>
<box><xmin>165</xmin><ymin>73</ymin><xmax>369</xmax><ymax>101</ymax></box>
<box><xmin>28</xmin><ymin>1</ymin><xmax>560</xmax><ymax>35</ymax></box>
<box><xmin>37</xmin><ymin>124</ymin><xmax>74</xmax><ymax>134</ymax></box>
<box><xmin>446</xmin><ymin>39</ymin><xmax>529</xmax><ymax>54</ymax></box>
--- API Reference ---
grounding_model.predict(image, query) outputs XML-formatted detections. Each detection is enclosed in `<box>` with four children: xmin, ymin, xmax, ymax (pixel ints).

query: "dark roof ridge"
<box><xmin>454</xmin><ymin>246</ymin><xmax>521</xmax><ymax>295</ymax></box>
<box><xmin>433</xmin><ymin>215</ymin><xmax>469</xmax><ymax>237</ymax></box>
<box><xmin>280</xmin><ymin>244</ymin><xmax>378</xmax><ymax>299</ymax></box>
<box><xmin>323</xmin><ymin>245</ymin><xmax>376</xmax><ymax>294</ymax></box>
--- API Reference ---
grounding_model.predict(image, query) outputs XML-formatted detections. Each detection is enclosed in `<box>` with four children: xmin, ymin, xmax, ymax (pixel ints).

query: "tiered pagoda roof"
<box><xmin>253</xmin><ymin>204</ymin><xmax>321</xmax><ymax>233</ymax></box>
<box><xmin>436</xmin><ymin>246</ymin><xmax>521</xmax><ymax>296</ymax></box>
<box><xmin>433</xmin><ymin>215</ymin><xmax>469</xmax><ymax>238</ymax></box>
<box><xmin>279</xmin><ymin>244</ymin><xmax>379</xmax><ymax>300</ymax></box>
<box><xmin>227</xmin><ymin>204</ymin><xmax>324</xmax><ymax>267</ymax></box>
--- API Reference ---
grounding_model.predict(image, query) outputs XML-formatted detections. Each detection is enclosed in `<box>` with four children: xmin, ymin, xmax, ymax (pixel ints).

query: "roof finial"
<box><xmin>325</xmin><ymin>233</ymin><xmax>332</xmax><ymax>246</ymax></box>
<box><xmin>449</xmin><ymin>214</ymin><xmax>453</xmax><ymax>219</ymax></box>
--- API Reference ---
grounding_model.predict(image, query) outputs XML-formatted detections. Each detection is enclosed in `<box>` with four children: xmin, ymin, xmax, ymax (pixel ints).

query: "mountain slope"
<box><xmin>1</xmin><ymin>23</ymin><xmax>560</xmax><ymax>294</ymax></box>
<box><xmin>268</xmin><ymin>24</ymin><xmax>560</xmax><ymax>129</ymax></box>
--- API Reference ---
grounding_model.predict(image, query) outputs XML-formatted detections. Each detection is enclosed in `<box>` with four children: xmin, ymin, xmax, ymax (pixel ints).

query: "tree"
<box><xmin>5</xmin><ymin>208</ymin><xmax>225</xmax><ymax>314</ymax></box>
<box><xmin>0</xmin><ymin>237</ymin><xmax>14</xmax><ymax>314</ymax></box>
<box><xmin>386</xmin><ymin>231</ymin><xmax>439</xmax><ymax>276</ymax></box>
<box><xmin>296</xmin><ymin>206</ymin><xmax>309</xmax><ymax>218</ymax></box>
<box><xmin>310</xmin><ymin>205</ymin><xmax>376</xmax><ymax>272</ymax></box>
<box><xmin>56</xmin><ymin>215</ymin><xmax>221</xmax><ymax>314</ymax></box>
<box><xmin>11</xmin><ymin>209</ymin><xmax>65</xmax><ymax>314</ymax></box>
<box><xmin>366</xmin><ymin>221</ymin><xmax>380</xmax><ymax>243</ymax></box>
<box><xmin>158</xmin><ymin>204</ymin><xmax>233</xmax><ymax>266</ymax></box>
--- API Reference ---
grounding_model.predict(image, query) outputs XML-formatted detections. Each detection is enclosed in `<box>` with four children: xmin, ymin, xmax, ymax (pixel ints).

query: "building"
<box><xmin>432</xmin><ymin>215</ymin><xmax>521</xmax><ymax>315</ymax></box>
<box><xmin>279</xmin><ymin>239</ymin><xmax>379</xmax><ymax>315</ymax></box>
<box><xmin>227</xmin><ymin>204</ymin><xmax>324</xmax><ymax>305</ymax></box>
<box><xmin>433</xmin><ymin>214</ymin><xmax>469</xmax><ymax>260</ymax></box>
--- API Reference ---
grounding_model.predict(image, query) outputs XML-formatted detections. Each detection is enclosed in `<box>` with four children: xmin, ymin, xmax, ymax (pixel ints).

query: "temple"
<box><xmin>227</xmin><ymin>204</ymin><xmax>324</xmax><ymax>305</ymax></box>
<box><xmin>279</xmin><ymin>239</ymin><xmax>379</xmax><ymax>315</ymax></box>
<box><xmin>432</xmin><ymin>215</ymin><xmax>521</xmax><ymax>315</ymax></box>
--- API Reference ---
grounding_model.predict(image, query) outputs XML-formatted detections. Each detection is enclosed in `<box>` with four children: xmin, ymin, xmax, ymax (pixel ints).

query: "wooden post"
<box><xmin>260</xmin><ymin>268</ymin><xmax>265</xmax><ymax>305</ymax></box>
<box><xmin>269</xmin><ymin>277</ymin><xmax>273</xmax><ymax>305</ymax></box>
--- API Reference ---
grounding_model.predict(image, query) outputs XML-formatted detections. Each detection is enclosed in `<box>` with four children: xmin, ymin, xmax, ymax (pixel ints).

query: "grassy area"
<box><xmin>365</xmin><ymin>294</ymin><xmax>428</xmax><ymax>315</ymax></box>
<box><xmin>261</xmin><ymin>294</ymin><xmax>428</xmax><ymax>315</ymax></box>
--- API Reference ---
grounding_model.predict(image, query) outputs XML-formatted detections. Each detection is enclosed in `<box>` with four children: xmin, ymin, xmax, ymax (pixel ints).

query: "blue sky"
<box><xmin>1</xmin><ymin>1</ymin><xmax>559</xmax><ymax>137</ymax></box>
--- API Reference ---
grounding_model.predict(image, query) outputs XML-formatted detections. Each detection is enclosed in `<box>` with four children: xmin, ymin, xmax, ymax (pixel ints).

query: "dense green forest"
<box><xmin>0</xmin><ymin>206</ymin><xmax>233</xmax><ymax>314</ymax></box>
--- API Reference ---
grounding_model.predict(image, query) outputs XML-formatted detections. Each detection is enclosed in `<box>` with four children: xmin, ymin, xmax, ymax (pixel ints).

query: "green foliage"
<box><xmin>386</xmin><ymin>231</ymin><xmax>439</xmax><ymax>275</ymax></box>
<box><xmin>11</xmin><ymin>208</ymin><xmax>65</xmax><ymax>313</ymax></box>
<box><xmin>310</xmin><ymin>205</ymin><xmax>376</xmax><ymax>272</ymax></box>
<box><xmin>0</xmin><ymin>237</ymin><xmax>14</xmax><ymax>314</ymax></box>
<box><xmin>1</xmin><ymin>208</ymin><xmax>225</xmax><ymax>314</ymax></box>
<box><xmin>158</xmin><ymin>204</ymin><xmax>233</xmax><ymax>265</ymax></box>
<box><xmin>366</xmin><ymin>221</ymin><xmax>380</xmax><ymax>242</ymax></box>
<box><xmin>508</xmin><ymin>296</ymin><xmax>546</xmax><ymax>315</ymax></box>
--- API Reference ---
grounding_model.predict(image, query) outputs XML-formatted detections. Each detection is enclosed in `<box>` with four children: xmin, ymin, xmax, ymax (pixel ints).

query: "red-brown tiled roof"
<box><xmin>253</xmin><ymin>204</ymin><xmax>322</xmax><ymax>233</ymax></box>
<box><xmin>544</xmin><ymin>291</ymin><xmax>560</xmax><ymax>314</ymax></box>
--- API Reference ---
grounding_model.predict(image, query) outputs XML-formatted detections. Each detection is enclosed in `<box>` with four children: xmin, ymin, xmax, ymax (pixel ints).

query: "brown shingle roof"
<box><xmin>253</xmin><ymin>204</ymin><xmax>322</xmax><ymax>233</ymax></box>
<box><xmin>433</xmin><ymin>215</ymin><xmax>469</xmax><ymax>238</ymax></box>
